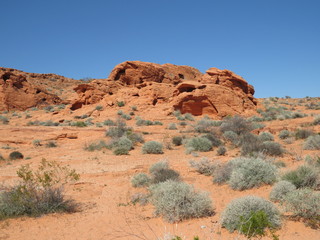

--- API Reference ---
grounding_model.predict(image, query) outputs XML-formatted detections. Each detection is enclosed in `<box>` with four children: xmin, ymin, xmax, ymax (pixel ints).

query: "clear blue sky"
<box><xmin>1</xmin><ymin>0</ymin><xmax>319</xmax><ymax>98</ymax></box>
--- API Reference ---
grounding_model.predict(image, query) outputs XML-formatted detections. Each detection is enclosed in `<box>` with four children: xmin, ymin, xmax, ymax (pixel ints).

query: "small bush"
<box><xmin>221</xmin><ymin>196</ymin><xmax>281</xmax><ymax>234</ymax></box>
<box><xmin>32</xmin><ymin>139</ymin><xmax>41</xmax><ymax>147</ymax></box>
<box><xmin>84</xmin><ymin>140</ymin><xmax>107</xmax><ymax>151</ymax></box>
<box><xmin>168</xmin><ymin>123</ymin><xmax>177</xmax><ymax>130</ymax></box>
<box><xmin>282</xmin><ymin>165</ymin><xmax>319</xmax><ymax>189</ymax></box>
<box><xmin>103</xmin><ymin>119</ymin><xmax>116</xmax><ymax>126</ymax></box>
<box><xmin>95</xmin><ymin>105</ymin><xmax>103</xmax><ymax>111</ymax></box>
<box><xmin>259</xmin><ymin>132</ymin><xmax>274</xmax><ymax>142</ymax></box>
<box><xmin>194</xmin><ymin>118</ymin><xmax>221</xmax><ymax>133</ymax></box>
<box><xmin>279</xmin><ymin>130</ymin><xmax>291</xmax><ymax>139</ymax></box>
<box><xmin>229</xmin><ymin>157</ymin><xmax>277</xmax><ymax>190</ymax></box>
<box><xmin>304</xmin><ymin>135</ymin><xmax>320</xmax><ymax>150</ymax></box>
<box><xmin>116</xmin><ymin>101</ymin><xmax>125</xmax><ymax>107</ymax></box>
<box><xmin>201</xmin><ymin>133</ymin><xmax>222</xmax><ymax>147</ymax></box>
<box><xmin>9</xmin><ymin>151</ymin><xmax>24</xmax><ymax>160</ymax></box>
<box><xmin>223</xmin><ymin>131</ymin><xmax>239</xmax><ymax>146</ymax></box>
<box><xmin>131</xmin><ymin>173</ymin><xmax>151</xmax><ymax>188</ymax></box>
<box><xmin>45</xmin><ymin>141</ymin><xmax>57</xmax><ymax>148</ymax></box>
<box><xmin>172</xmin><ymin>136</ymin><xmax>183</xmax><ymax>146</ymax></box>
<box><xmin>313</xmin><ymin>115</ymin><xmax>320</xmax><ymax>125</ymax></box>
<box><xmin>0</xmin><ymin>115</ymin><xmax>9</xmax><ymax>124</ymax></box>
<box><xmin>269</xmin><ymin>181</ymin><xmax>296</xmax><ymax>202</ymax></box>
<box><xmin>149</xmin><ymin>161</ymin><xmax>180</xmax><ymax>183</ymax></box>
<box><xmin>131</xmin><ymin>106</ymin><xmax>137</xmax><ymax>111</ymax></box>
<box><xmin>105</xmin><ymin>119</ymin><xmax>131</xmax><ymax>139</ymax></box>
<box><xmin>217</xmin><ymin>146</ymin><xmax>227</xmax><ymax>156</ymax></box>
<box><xmin>113</xmin><ymin>147</ymin><xmax>129</xmax><ymax>155</ymax></box>
<box><xmin>185</xmin><ymin>137</ymin><xmax>212</xmax><ymax>152</ymax></box>
<box><xmin>149</xmin><ymin>180</ymin><xmax>214</xmax><ymax>222</ymax></box>
<box><xmin>142</xmin><ymin>141</ymin><xmax>163</xmax><ymax>154</ymax></box>
<box><xmin>261</xmin><ymin>141</ymin><xmax>284</xmax><ymax>156</ymax></box>
<box><xmin>239</xmin><ymin>133</ymin><xmax>262</xmax><ymax>156</ymax></box>
<box><xmin>189</xmin><ymin>158</ymin><xmax>216</xmax><ymax>176</ymax></box>
<box><xmin>212</xmin><ymin>162</ymin><xmax>233</xmax><ymax>184</ymax></box>
<box><xmin>295</xmin><ymin>128</ymin><xmax>314</xmax><ymax>139</ymax></box>
<box><xmin>220</xmin><ymin>115</ymin><xmax>253</xmax><ymax>135</ymax></box>
<box><xmin>149</xmin><ymin>161</ymin><xmax>168</xmax><ymax>174</ymax></box>
<box><xmin>284</xmin><ymin>188</ymin><xmax>320</xmax><ymax>220</ymax></box>
<box><xmin>0</xmin><ymin>159</ymin><xmax>79</xmax><ymax>220</ymax></box>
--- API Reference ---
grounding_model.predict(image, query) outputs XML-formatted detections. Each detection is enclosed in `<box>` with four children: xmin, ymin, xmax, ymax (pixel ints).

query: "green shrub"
<box><xmin>313</xmin><ymin>115</ymin><xmax>320</xmax><ymax>125</ymax></box>
<box><xmin>295</xmin><ymin>128</ymin><xmax>314</xmax><ymax>139</ymax></box>
<box><xmin>0</xmin><ymin>159</ymin><xmax>79</xmax><ymax>220</ymax></box>
<box><xmin>223</xmin><ymin>131</ymin><xmax>239</xmax><ymax>146</ymax></box>
<box><xmin>168</xmin><ymin>123</ymin><xmax>177</xmax><ymax>130</ymax></box>
<box><xmin>201</xmin><ymin>133</ymin><xmax>222</xmax><ymax>147</ymax></box>
<box><xmin>45</xmin><ymin>141</ymin><xmax>57</xmax><ymax>148</ymax></box>
<box><xmin>189</xmin><ymin>158</ymin><xmax>216</xmax><ymax>176</ymax></box>
<box><xmin>95</xmin><ymin>105</ymin><xmax>103</xmax><ymax>111</ymax></box>
<box><xmin>116</xmin><ymin>101</ymin><xmax>125</xmax><ymax>107</ymax></box>
<box><xmin>221</xmin><ymin>196</ymin><xmax>281</xmax><ymax>234</ymax></box>
<box><xmin>184</xmin><ymin>113</ymin><xmax>194</xmax><ymax>121</ymax></box>
<box><xmin>194</xmin><ymin>118</ymin><xmax>221</xmax><ymax>133</ymax></box>
<box><xmin>261</xmin><ymin>141</ymin><xmax>284</xmax><ymax>156</ymax></box>
<box><xmin>220</xmin><ymin>115</ymin><xmax>253</xmax><ymax>135</ymax></box>
<box><xmin>185</xmin><ymin>137</ymin><xmax>212</xmax><ymax>152</ymax></box>
<box><xmin>304</xmin><ymin>135</ymin><xmax>320</xmax><ymax>150</ymax></box>
<box><xmin>212</xmin><ymin>162</ymin><xmax>233</xmax><ymax>184</ymax></box>
<box><xmin>32</xmin><ymin>139</ymin><xmax>41</xmax><ymax>147</ymax></box>
<box><xmin>105</xmin><ymin>119</ymin><xmax>131</xmax><ymax>139</ymax></box>
<box><xmin>84</xmin><ymin>140</ymin><xmax>107</xmax><ymax>151</ymax></box>
<box><xmin>115</xmin><ymin>136</ymin><xmax>133</xmax><ymax>150</ymax></box>
<box><xmin>269</xmin><ymin>180</ymin><xmax>296</xmax><ymax>202</ymax></box>
<box><xmin>279</xmin><ymin>130</ymin><xmax>291</xmax><ymax>139</ymax></box>
<box><xmin>149</xmin><ymin>180</ymin><xmax>214</xmax><ymax>222</ymax></box>
<box><xmin>217</xmin><ymin>146</ymin><xmax>227</xmax><ymax>156</ymax></box>
<box><xmin>172</xmin><ymin>136</ymin><xmax>183</xmax><ymax>146</ymax></box>
<box><xmin>9</xmin><ymin>151</ymin><xmax>24</xmax><ymax>160</ymax></box>
<box><xmin>131</xmin><ymin>173</ymin><xmax>151</xmax><ymax>188</ymax></box>
<box><xmin>149</xmin><ymin>161</ymin><xmax>180</xmax><ymax>183</ymax></box>
<box><xmin>131</xmin><ymin>106</ymin><xmax>137</xmax><ymax>111</ymax></box>
<box><xmin>0</xmin><ymin>115</ymin><xmax>9</xmax><ymax>124</ymax></box>
<box><xmin>113</xmin><ymin>147</ymin><xmax>129</xmax><ymax>155</ymax></box>
<box><xmin>229</xmin><ymin>157</ymin><xmax>277</xmax><ymax>190</ymax></box>
<box><xmin>71</xmin><ymin>121</ymin><xmax>87</xmax><ymax>127</ymax></box>
<box><xmin>259</xmin><ymin>132</ymin><xmax>274</xmax><ymax>142</ymax></box>
<box><xmin>282</xmin><ymin>165</ymin><xmax>319</xmax><ymax>189</ymax></box>
<box><xmin>149</xmin><ymin>161</ymin><xmax>169</xmax><ymax>174</ymax></box>
<box><xmin>103</xmin><ymin>119</ymin><xmax>116</xmax><ymax>126</ymax></box>
<box><xmin>239</xmin><ymin>133</ymin><xmax>262</xmax><ymax>156</ymax></box>
<box><xmin>284</xmin><ymin>188</ymin><xmax>320</xmax><ymax>220</ymax></box>
<box><xmin>142</xmin><ymin>141</ymin><xmax>163</xmax><ymax>154</ymax></box>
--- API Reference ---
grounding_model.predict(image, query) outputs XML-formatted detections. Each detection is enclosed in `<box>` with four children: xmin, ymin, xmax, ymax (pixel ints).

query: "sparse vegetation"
<box><xmin>189</xmin><ymin>158</ymin><xmax>216</xmax><ymax>176</ymax></box>
<box><xmin>142</xmin><ymin>141</ymin><xmax>163</xmax><ymax>154</ymax></box>
<box><xmin>185</xmin><ymin>137</ymin><xmax>213</xmax><ymax>152</ymax></box>
<box><xmin>131</xmin><ymin>173</ymin><xmax>151</xmax><ymax>188</ymax></box>
<box><xmin>279</xmin><ymin>130</ymin><xmax>291</xmax><ymax>139</ymax></box>
<box><xmin>303</xmin><ymin>135</ymin><xmax>320</xmax><ymax>150</ymax></box>
<box><xmin>281</xmin><ymin>165</ymin><xmax>319</xmax><ymax>189</ymax></box>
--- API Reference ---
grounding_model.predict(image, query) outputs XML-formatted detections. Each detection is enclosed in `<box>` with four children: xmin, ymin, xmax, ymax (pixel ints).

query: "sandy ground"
<box><xmin>0</xmin><ymin>98</ymin><xmax>319</xmax><ymax>240</ymax></box>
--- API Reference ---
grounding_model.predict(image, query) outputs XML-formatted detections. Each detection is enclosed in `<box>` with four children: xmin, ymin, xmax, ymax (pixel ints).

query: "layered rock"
<box><xmin>0</xmin><ymin>70</ymin><xmax>61</xmax><ymax>111</ymax></box>
<box><xmin>71</xmin><ymin>61</ymin><xmax>257</xmax><ymax>117</ymax></box>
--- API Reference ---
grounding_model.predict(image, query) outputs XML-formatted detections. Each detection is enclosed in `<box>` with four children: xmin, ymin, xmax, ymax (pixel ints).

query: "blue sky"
<box><xmin>1</xmin><ymin>0</ymin><xmax>319</xmax><ymax>98</ymax></box>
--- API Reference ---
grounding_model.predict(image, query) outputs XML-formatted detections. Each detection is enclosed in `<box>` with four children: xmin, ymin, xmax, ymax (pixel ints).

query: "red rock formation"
<box><xmin>71</xmin><ymin>61</ymin><xmax>257</xmax><ymax>117</ymax></box>
<box><xmin>0</xmin><ymin>70</ymin><xmax>61</xmax><ymax>111</ymax></box>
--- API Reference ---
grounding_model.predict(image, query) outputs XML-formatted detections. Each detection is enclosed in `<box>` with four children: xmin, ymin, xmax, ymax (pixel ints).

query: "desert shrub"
<box><xmin>0</xmin><ymin>159</ymin><xmax>79</xmax><ymax>220</ymax></box>
<box><xmin>151</xmin><ymin>168</ymin><xmax>180</xmax><ymax>184</ymax></box>
<box><xmin>239</xmin><ymin>133</ymin><xmax>262</xmax><ymax>156</ymax></box>
<box><xmin>84</xmin><ymin>140</ymin><xmax>107</xmax><ymax>151</ymax></box>
<box><xmin>313</xmin><ymin>115</ymin><xmax>320</xmax><ymax>125</ymax></box>
<box><xmin>172</xmin><ymin>136</ymin><xmax>183</xmax><ymax>146</ymax></box>
<box><xmin>229</xmin><ymin>157</ymin><xmax>277</xmax><ymax>190</ymax></box>
<box><xmin>131</xmin><ymin>106</ymin><xmax>137</xmax><ymax>111</ymax></box>
<box><xmin>116</xmin><ymin>101</ymin><xmax>125</xmax><ymax>107</ymax></box>
<box><xmin>217</xmin><ymin>146</ymin><xmax>227</xmax><ymax>156</ymax></box>
<box><xmin>105</xmin><ymin>119</ymin><xmax>131</xmax><ymax>139</ymax></box>
<box><xmin>103</xmin><ymin>119</ymin><xmax>116</xmax><ymax>126</ymax></box>
<box><xmin>220</xmin><ymin>115</ymin><xmax>253</xmax><ymax>135</ymax></box>
<box><xmin>282</xmin><ymin>165</ymin><xmax>319</xmax><ymax>189</ymax></box>
<box><xmin>142</xmin><ymin>141</ymin><xmax>163</xmax><ymax>154</ymax></box>
<box><xmin>149</xmin><ymin>180</ymin><xmax>214</xmax><ymax>222</ymax></box>
<box><xmin>259</xmin><ymin>132</ymin><xmax>274</xmax><ymax>142</ymax></box>
<box><xmin>113</xmin><ymin>147</ymin><xmax>129</xmax><ymax>155</ymax></box>
<box><xmin>70</xmin><ymin>121</ymin><xmax>87</xmax><ymax>127</ymax></box>
<box><xmin>221</xmin><ymin>196</ymin><xmax>281</xmax><ymax>235</ymax></box>
<box><xmin>212</xmin><ymin>162</ymin><xmax>233</xmax><ymax>184</ymax></box>
<box><xmin>269</xmin><ymin>180</ymin><xmax>296</xmax><ymax>202</ymax></box>
<box><xmin>201</xmin><ymin>133</ymin><xmax>222</xmax><ymax>147</ymax></box>
<box><xmin>32</xmin><ymin>139</ymin><xmax>41</xmax><ymax>147</ymax></box>
<box><xmin>115</xmin><ymin>136</ymin><xmax>133</xmax><ymax>150</ymax></box>
<box><xmin>95</xmin><ymin>105</ymin><xmax>103</xmax><ymax>111</ymax></box>
<box><xmin>168</xmin><ymin>123</ymin><xmax>177</xmax><ymax>130</ymax></box>
<box><xmin>261</xmin><ymin>141</ymin><xmax>284</xmax><ymax>156</ymax></box>
<box><xmin>149</xmin><ymin>161</ymin><xmax>168</xmax><ymax>174</ymax></box>
<box><xmin>125</xmin><ymin>131</ymin><xmax>144</xmax><ymax>144</ymax></box>
<box><xmin>0</xmin><ymin>115</ymin><xmax>9</xmax><ymax>124</ymax></box>
<box><xmin>223</xmin><ymin>131</ymin><xmax>239</xmax><ymax>146</ymax></box>
<box><xmin>131</xmin><ymin>173</ymin><xmax>151</xmax><ymax>188</ymax></box>
<box><xmin>294</xmin><ymin>128</ymin><xmax>314</xmax><ymax>139</ymax></box>
<box><xmin>279</xmin><ymin>130</ymin><xmax>291</xmax><ymax>139</ymax></box>
<box><xmin>304</xmin><ymin>135</ymin><xmax>320</xmax><ymax>150</ymax></box>
<box><xmin>194</xmin><ymin>118</ymin><xmax>221</xmax><ymax>133</ymax></box>
<box><xmin>9</xmin><ymin>151</ymin><xmax>24</xmax><ymax>160</ymax></box>
<box><xmin>130</xmin><ymin>192</ymin><xmax>149</xmax><ymax>206</ymax></box>
<box><xmin>45</xmin><ymin>141</ymin><xmax>57</xmax><ymax>148</ymax></box>
<box><xmin>185</xmin><ymin>137</ymin><xmax>212</xmax><ymax>152</ymax></box>
<box><xmin>284</xmin><ymin>188</ymin><xmax>320</xmax><ymax>220</ymax></box>
<box><xmin>184</xmin><ymin>113</ymin><xmax>194</xmax><ymax>121</ymax></box>
<box><xmin>305</xmin><ymin>155</ymin><xmax>320</xmax><ymax>167</ymax></box>
<box><xmin>189</xmin><ymin>158</ymin><xmax>216</xmax><ymax>176</ymax></box>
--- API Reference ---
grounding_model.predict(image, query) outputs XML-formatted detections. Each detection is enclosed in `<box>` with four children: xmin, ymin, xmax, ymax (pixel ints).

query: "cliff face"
<box><xmin>71</xmin><ymin>61</ymin><xmax>257</xmax><ymax>117</ymax></box>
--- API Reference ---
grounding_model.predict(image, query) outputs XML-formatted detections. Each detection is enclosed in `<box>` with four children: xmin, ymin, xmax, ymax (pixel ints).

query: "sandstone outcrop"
<box><xmin>71</xmin><ymin>61</ymin><xmax>257</xmax><ymax>117</ymax></box>
<box><xmin>0</xmin><ymin>69</ymin><xmax>61</xmax><ymax>111</ymax></box>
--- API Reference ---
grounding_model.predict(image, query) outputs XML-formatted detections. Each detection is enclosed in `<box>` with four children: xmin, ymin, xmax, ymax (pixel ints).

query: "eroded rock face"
<box><xmin>0</xmin><ymin>70</ymin><xmax>61</xmax><ymax>111</ymax></box>
<box><xmin>72</xmin><ymin>61</ymin><xmax>257</xmax><ymax>117</ymax></box>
